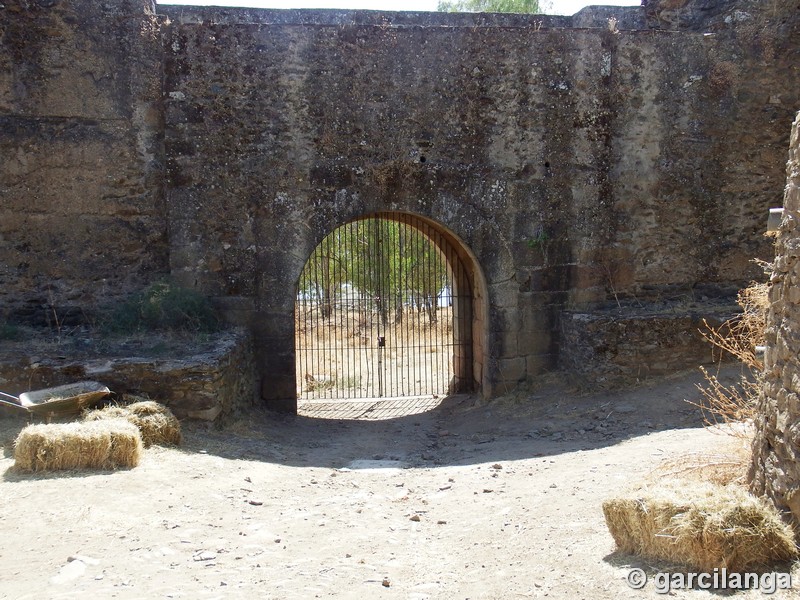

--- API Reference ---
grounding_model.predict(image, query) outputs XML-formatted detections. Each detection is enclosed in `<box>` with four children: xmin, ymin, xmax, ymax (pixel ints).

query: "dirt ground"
<box><xmin>1</xmin><ymin>367</ymin><xmax>798</xmax><ymax>600</ymax></box>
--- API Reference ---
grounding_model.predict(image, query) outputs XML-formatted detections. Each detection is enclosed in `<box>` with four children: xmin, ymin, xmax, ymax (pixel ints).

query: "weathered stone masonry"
<box><xmin>751</xmin><ymin>111</ymin><xmax>800</xmax><ymax>527</ymax></box>
<box><xmin>1</xmin><ymin>0</ymin><xmax>798</xmax><ymax>411</ymax></box>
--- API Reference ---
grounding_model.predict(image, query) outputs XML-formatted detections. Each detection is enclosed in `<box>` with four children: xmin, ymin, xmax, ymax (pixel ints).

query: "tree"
<box><xmin>437</xmin><ymin>0</ymin><xmax>542</xmax><ymax>13</ymax></box>
<box><xmin>298</xmin><ymin>218</ymin><xmax>449</xmax><ymax>327</ymax></box>
<box><xmin>298</xmin><ymin>229</ymin><xmax>349</xmax><ymax>320</ymax></box>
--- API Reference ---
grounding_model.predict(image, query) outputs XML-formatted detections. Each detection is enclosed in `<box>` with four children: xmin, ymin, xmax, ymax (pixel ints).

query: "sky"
<box><xmin>158</xmin><ymin>0</ymin><xmax>641</xmax><ymax>17</ymax></box>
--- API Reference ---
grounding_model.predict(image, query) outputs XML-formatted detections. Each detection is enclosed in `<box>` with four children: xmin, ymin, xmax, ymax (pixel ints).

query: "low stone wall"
<box><xmin>750</xmin><ymin>111</ymin><xmax>800</xmax><ymax>526</ymax></box>
<box><xmin>0</xmin><ymin>329</ymin><xmax>255</xmax><ymax>422</ymax></box>
<box><xmin>559</xmin><ymin>302</ymin><xmax>737</xmax><ymax>388</ymax></box>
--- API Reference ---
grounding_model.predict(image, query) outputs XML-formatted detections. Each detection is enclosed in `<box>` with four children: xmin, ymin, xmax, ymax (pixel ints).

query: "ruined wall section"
<box><xmin>575</xmin><ymin>18</ymin><xmax>799</xmax><ymax>307</ymax></box>
<box><xmin>0</xmin><ymin>0</ymin><xmax>166</xmax><ymax>325</ymax></box>
<box><xmin>162</xmin><ymin>18</ymin><xmax>613</xmax><ymax>402</ymax></box>
<box><xmin>559</xmin><ymin>7</ymin><xmax>799</xmax><ymax>384</ymax></box>
<box><xmin>750</xmin><ymin>111</ymin><xmax>800</xmax><ymax>526</ymax></box>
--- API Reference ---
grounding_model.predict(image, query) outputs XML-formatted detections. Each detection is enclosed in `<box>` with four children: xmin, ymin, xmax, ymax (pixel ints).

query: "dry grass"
<box><xmin>694</xmin><ymin>282</ymin><xmax>768</xmax><ymax>427</ymax></box>
<box><xmin>603</xmin><ymin>481</ymin><xmax>797</xmax><ymax>572</ymax></box>
<box><xmin>84</xmin><ymin>397</ymin><xmax>181</xmax><ymax>447</ymax></box>
<box><xmin>14</xmin><ymin>419</ymin><xmax>142</xmax><ymax>472</ymax></box>
<box><xmin>650</xmin><ymin>436</ymin><xmax>752</xmax><ymax>488</ymax></box>
<box><xmin>702</xmin><ymin>283</ymin><xmax>768</xmax><ymax>370</ymax></box>
<box><xmin>296</xmin><ymin>305</ymin><xmax>455</xmax><ymax>398</ymax></box>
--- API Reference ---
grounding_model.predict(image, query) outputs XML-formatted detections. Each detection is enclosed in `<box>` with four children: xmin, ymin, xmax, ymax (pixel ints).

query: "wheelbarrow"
<box><xmin>0</xmin><ymin>381</ymin><xmax>111</xmax><ymax>420</ymax></box>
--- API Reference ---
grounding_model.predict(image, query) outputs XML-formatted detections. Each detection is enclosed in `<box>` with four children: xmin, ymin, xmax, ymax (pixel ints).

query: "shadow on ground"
<box><xmin>0</xmin><ymin>365</ymin><xmax>746</xmax><ymax>476</ymax></box>
<box><xmin>178</xmin><ymin>366</ymin><xmax>742</xmax><ymax>470</ymax></box>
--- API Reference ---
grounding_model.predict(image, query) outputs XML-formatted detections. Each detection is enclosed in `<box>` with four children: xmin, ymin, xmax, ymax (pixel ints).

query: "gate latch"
<box><xmin>377</xmin><ymin>336</ymin><xmax>385</xmax><ymax>348</ymax></box>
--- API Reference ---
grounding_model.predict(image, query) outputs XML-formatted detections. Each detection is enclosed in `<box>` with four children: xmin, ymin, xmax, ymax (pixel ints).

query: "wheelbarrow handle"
<box><xmin>0</xmin><ymin>396</ymin><xmax>27</xmax><ymax>411</ymax></box>
<box><xmin>0</xmin><ymin>391</ymin><xmax>20</xmax><ymax>403</ymax></box>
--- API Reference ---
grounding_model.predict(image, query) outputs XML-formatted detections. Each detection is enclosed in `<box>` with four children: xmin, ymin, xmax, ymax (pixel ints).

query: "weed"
<box><xmin>690</xmin><ymin>281</ymin><xmax>768</xmax><ymax>428</ymax></box>
<box><xmin>526</xmin><ymin>230</ymin><xmax>550</xmax><ymax>250</ymax></box>
<box><xmin>104</xmin><ymin>280</ymin><xmax>220</xmax><ymax>334</ymax></box>
<box><xmin>338</xmin><ymin>376</ymin><xmax>361</xmax><ymax>389</ymax></box>
<box><xmin>0</xmin><ymin>321</ymin><xmax>21</xmax><ymax>341</ymax></box>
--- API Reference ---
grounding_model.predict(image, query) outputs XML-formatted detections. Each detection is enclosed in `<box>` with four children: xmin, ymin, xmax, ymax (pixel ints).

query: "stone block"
<box><xmin>496</xmin><ymin>357</ymin><xmax>527</xmax><ymax>384</ymax></box>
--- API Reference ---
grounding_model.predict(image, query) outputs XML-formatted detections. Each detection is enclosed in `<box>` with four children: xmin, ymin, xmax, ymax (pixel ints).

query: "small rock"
<box><xmin>382</xmin><ymin>577</ymin><xmax>391</xmax><ymax>587</ymax></box>
<box><xmin>193</xmin><ymin>551</ymin><xmax>217</xmax><ymax>562</ymax></box>
<box><xmin>248</xmin><ymin>500</ymin><xmax>263</xmax><ymax>506</ymax></box>
<box><xmin>437</xmin><ymin>520</ymin><xmax>447</xmax><ymax>525</ymax></box>
<box><xmin>68</xmin><ymin>554</ymin><xmax>99</xmax><ymax>566</ymax></box>
<box><xmin>410</xmin><ymin>514</ymin><xmax>421</xmax><ymax>522</ymax></box>
<box><xmin>483</xmin><ymin>489</ymin><xmax>493</xmax><ymax>493</ymax></box>
<box><xmin>491</xmin><ymin>463</ymin><xmax>502</xmax><ymax>470</ymax></box>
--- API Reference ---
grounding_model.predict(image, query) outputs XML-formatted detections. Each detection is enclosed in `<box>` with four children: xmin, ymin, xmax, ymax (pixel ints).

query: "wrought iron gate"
<box><xmin>295</xmin><ymin>213</ymin><xmax>471</xmax><ymax>400</ymax></box>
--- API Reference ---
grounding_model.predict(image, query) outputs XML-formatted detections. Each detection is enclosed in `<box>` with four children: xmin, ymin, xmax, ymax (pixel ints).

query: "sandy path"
<box><xmin>0</xmin><ymin>369</ymin><xmax>798</xmax><ymax>599</ymax></box>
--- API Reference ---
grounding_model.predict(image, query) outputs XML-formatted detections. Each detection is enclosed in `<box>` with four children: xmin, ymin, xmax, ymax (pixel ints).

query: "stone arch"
<box><xmin>291</xmin><ymin>210</ymin><xmax>489</xmax><ymax>409</ymax></box>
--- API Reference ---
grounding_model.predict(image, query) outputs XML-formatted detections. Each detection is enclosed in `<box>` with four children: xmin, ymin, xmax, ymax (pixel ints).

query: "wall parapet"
<box><xmin>158</xmin><ymin>5</ymin><xmax>644</xmax><ymax>30</ymax></box>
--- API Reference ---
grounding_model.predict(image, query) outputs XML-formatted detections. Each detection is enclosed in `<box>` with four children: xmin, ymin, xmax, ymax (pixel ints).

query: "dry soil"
<box><xmin>0</xmin><ymin>367</ymin><xmax>798</xmax><ymax>600</ymax></box>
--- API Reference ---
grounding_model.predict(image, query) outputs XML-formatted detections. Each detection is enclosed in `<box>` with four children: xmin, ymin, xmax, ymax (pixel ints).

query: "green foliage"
<box><xmin>106</xmin><ymin>281</ymin><xmax>219</xmax><ymax>334</ymax></box>
<box><xmin>437</xmin><ymin>0</ymin><xmax>542</xmax><ymax>13</ymax></box>
<box><xmin>339</xmin><ymin>376</ymin><xmax>361</xmax><ymax>389</ymax></box>
<box><xmin>527</xmin><ymin>230</ymin><xmax>550</xmax><ymax>250</ymax></box>
<box><xmin>0</xmin><ymin>321</ymin><xmax>21</xmax><ymax>341</ymax></box>
<box><xmin>298</xmin><ymin>218</ymin><xmax>449</xmax><ymax>325</ymax></box>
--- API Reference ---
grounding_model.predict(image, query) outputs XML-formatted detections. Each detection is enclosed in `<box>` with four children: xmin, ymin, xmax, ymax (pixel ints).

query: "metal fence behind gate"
<box><xmin>295</xmin><ymin>214</ymin><xmax>470</xmax><ymax>400</ymax></box>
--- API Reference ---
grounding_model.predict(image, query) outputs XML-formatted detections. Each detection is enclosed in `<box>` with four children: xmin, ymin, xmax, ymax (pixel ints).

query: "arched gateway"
<box><xmin>295</xmin><ymin>212</ymin><xmax>487</xmax><ymax>405</ymax></box>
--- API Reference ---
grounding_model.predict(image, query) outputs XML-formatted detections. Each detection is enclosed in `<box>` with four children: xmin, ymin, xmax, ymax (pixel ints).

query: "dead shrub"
<box><xmin>84</xmin><ymin>397</ymin><xmax>182</xmax><ymax>448</ymax></box>
<box><xmin>603</xmin><ymin>481</ymin><xmax>797</xmax><ymax>572</ymax></box>
<box><xmin>650</xmin><ymin>442</ymin><xmax>752</xmax><ymax>488</ymax></box>
<box><xmin>693</xmin><ymin>282</ymin><xmax>768</xmax><ymax>427</ymax></box>
<box><xmin>14</xmin><ymin>419</ymin><xmax>142</xmax><ymax>472</ymax></box>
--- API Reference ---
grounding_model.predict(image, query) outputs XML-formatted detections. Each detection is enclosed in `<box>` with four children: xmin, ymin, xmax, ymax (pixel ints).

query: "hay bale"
<box><xmin>603</xmin><ymin>482</ymin><xmax>797</xmax><ymax>572</ymax></box>
<box><xmin>84</xmin><ymin>400</ymin><xmax>181</xmax><ymax>448</ymax></box>
<box><xmin>84</xmin><ymin>406</ymin><xmax>129</xmax><ymax>421</ymax></box>
<box><xmin>14</xmin><ymin>419</ymin><xmax>142</xmax><ymax>472</ymax></box>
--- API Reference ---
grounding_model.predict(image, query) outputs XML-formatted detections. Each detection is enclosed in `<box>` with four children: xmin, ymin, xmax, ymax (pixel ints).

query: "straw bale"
<box><xmin>84</xmin><ymin>400</ymin><xmax>181</xmax><ymax>448</ymax></box>
<box><xmin>603</xmin><ymin>482</ymin><xmax>797</xmax><ymax>572</ymax></box>
<box><xmin>84</xmin><ymin>406</ymin><xmax>129</xmax><ymax>421</ymax></box>
<box><xmin>14</xmin><ymin>419</ymin><xmax>142</xmax><ymax>472</ymax></box>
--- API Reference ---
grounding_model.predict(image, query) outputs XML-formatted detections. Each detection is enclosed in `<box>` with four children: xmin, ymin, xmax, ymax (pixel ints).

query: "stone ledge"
<box><xmin>558</xmin><ymin>301</ymin><xmax>740</xmax><ymax>389</ymax></box>
<box><xmin>0</xmin><ymin>329</ymin><xmax>255</xmax><ymax>422</ymax></box>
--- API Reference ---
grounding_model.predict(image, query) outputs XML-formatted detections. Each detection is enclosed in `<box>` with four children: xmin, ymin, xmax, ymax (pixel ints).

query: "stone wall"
<box><xmin>560</xmin><ymin>301</ymin><xmax>735</xmax><ymax>388</ymax></box>
<box><xmin>0</xmin><ymin>330</ymin><xmax>255</xmax><ymax>421</ymax></box>
<box><xmin>1</xmin><ymin>0</ymin><xmax>799</xmax><ymax>409</ymax></box>
<box><xmin>160</xmin><ymin>3</ymin><xmax>799</xmax><ymax>402</ymax></box>
<box><xmin>750</xmin><ymin>111</ymin><xmax>800</xmax><ymax>526</ymax></box>
<box><xmin>0</xmin><ymin>0</ymin><xmax>167</xmax><ymax>325</ymax></box>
